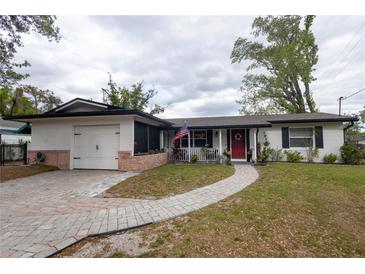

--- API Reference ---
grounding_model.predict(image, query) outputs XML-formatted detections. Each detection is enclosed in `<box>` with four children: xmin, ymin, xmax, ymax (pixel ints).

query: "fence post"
<box><xmin>23</xmin><ymin>142</ymin><xmax>28</xmax><ymax>165</ymax></box>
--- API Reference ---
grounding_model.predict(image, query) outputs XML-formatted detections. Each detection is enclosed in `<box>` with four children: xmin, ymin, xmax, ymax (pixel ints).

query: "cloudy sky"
<box><xmin>16</xmin><ymin>16</ymin><xmax>365</xmax><ymax>118</ymax></box>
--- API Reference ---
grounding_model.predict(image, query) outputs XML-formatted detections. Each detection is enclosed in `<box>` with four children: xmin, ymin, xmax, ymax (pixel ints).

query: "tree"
<box><xmin>0</xmin><ymin>16</ymin><xmax>60</xmax><ymax>86</ymax></box>
<box><xmin>231</xmin><ymin>15</ymin><xmax>318</xmax><ymax>115</ymax></box>
<box><xmin>22</xmin><ymin>85</ymin><xmax>62</xmax><ymax>112</ymax></box>
<box><xmin>102</xmin><ymin>74</ymin><xmax>165</xmax><ymax>115</ymax></box>
<box><xmin>41</xmin><ymin>90</ymin><xmax>63</xmax><ymax>112</ymax></box>
<box><xmin>22</xmin><ymin>85</ymin><xmax>43</xmax><ymax>111</ymax></box>
<box><xmin>0</xmin><ymin>86</ymin><xmax>12</xmax><ymax>115</ymax></box>
<box><xmin>0</xmin><ymin>85</ymin><xmax>35</xmax><ymax>115</ymax></box>
<box><xmin>0</xmin><ymin>85</ymin><xmax>62</xmax><ymax>115</ymax></box>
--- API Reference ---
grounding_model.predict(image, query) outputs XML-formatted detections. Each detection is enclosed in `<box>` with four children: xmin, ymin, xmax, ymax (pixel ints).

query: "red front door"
<box><xmin>231</xmin><ymin>129</ymin><xmax>246</xmax><ymax>159</ymax></box>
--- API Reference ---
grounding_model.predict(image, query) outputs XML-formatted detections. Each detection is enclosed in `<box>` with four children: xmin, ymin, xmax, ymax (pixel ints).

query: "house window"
<box><xmin>289</xmin><ymin>128</ymin><xmax>313</xmax><ymax>147</ymax></box>
<box><xmin>181</xmin><ymin>131</ymin><xmax>193</xmax><ymax>147</ymax></box>
<box><xmin>193</xmin><ymin>130</ymin><xmax>207</xmax><ymax>147</ymax></box>
<box><xmin>180</xmin><ymin>130</ymin><xmax>207</xmax><ymax>147</ymax></box>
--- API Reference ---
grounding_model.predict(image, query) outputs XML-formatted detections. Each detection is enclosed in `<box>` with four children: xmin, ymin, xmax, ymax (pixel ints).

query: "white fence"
<box><xmin>168</xmin><ymin>147</ymin><xmax>220</xmax><ymax>162</ymax></box>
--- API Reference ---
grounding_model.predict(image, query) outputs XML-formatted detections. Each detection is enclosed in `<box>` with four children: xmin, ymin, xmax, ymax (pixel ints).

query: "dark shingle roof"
<box><xmin>3</xmin><ymin>98</ymin><xmax>172</xmax><ymax>127</ymax></box>
<box><xmin>46</xmin><ymin>97</ymin><xmax>123</xmax><ymax>113</ymax></box>
<box><xmin>167</xmin><ymin>112</ymin><xmax>358</xmax><ymax>128</ymax></box>
<box><xmin>3</xmin><ymin>109</ymin><xmax>172</xmax><ymax>127</ymax></box>
<box><xmin>3</xmin><ymin>96</ymin><xmax>358</xmax><ymax>129</ymax></box>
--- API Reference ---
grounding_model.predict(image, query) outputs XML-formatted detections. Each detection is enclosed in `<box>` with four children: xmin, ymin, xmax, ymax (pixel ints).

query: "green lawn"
<box><xmin>115</xmin><ymin>163</ymin><xmax>365</xmax><ymax>257</ymax></box>
<box><xmin>105</xmin><ymin>163</ymin><xmax>235</xmax><ymax>199</ymax></box>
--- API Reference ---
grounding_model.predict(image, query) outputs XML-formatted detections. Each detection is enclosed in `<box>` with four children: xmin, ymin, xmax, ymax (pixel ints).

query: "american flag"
<box><xmin>173</xmin><ymin>121</ymin><xmax>189</xmax><ymax>142</ymax></box>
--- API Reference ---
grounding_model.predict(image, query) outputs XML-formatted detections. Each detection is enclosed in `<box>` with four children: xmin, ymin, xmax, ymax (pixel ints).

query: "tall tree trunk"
<box><xmin>303</xmin><ymin>81</ymin><xmax>316</xmax><ymax>112</ymax></box>
<box><xmin>290</xmin><ymin>75</ymin><xmax>306</xmax><ymax>113</ymax></box>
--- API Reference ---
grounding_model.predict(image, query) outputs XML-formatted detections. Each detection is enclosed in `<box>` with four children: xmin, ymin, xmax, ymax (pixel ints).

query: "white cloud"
<box><xmin>14</xmin><ymin>15</ymin><xmax>365</xmax><ymax>117</ymax></box>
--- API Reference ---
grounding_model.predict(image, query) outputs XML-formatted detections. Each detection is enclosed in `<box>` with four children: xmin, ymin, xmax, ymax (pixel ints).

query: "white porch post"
<box><xmin>188</xmin><ymin>131</ymin><xmax>191</xmax><ymax>162</ymax></box>
<box><xmin>160</xmin><ymin>130</ymin><xmax>164</xmax><ymax>150</ymax></box>
<box><xmin>252</xmin><ymin>128</ymin><xmax>257</xmax><ymax>162</ymax></box>
<box><xmin>219</xmin><ymin>129</ymin><xmax>223</xmax><ymax>163</ymax></box>
<box><xmin>219</xmin><ymin>128</ymin><xmax>222</xmax><ymax>152</ymax></box>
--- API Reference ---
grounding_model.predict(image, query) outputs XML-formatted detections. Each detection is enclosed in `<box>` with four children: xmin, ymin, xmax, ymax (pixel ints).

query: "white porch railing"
<box><xmin>168</xmin><ymin>147</ymin><xmax>220</xmax><ymax>162</ymax></box>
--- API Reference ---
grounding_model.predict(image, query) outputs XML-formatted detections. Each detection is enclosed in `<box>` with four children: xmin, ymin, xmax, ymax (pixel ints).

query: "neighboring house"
<box><xmin>3</xmin><ymin>98</ymin><xmax>358</xmax><ymax>171</ymax></box>
<box><xmin>0</xmin><ymin>117</ymin><xmax>31</xmax><ymax>144</ymax></box>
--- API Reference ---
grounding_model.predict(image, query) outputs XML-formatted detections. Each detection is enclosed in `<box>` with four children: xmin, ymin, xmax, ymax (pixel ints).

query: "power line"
<box><xmin>330</xmin><ymin>21</ymin><xmax>365</xmax><ymax>64</ymax></box>
<box><xmin>320</xmin><ymin>21</ymin><xmax>365</xmax><ymax>80</ymax></box>
<box><xmin>337</xmin><ymin>87</ymin><xmax>365</xmax><ymax>115</ymax></box>
<box><xmin>342</xmin><ymin>87</ymin><xmax>365</xmax><ymax>100</ymax></box>
<box><xmin>321</xmin><ymin>30</ymin><xmax>365</xmax><ymax>81</ymax></box>
<box><xmin>329</xmin><ymin>34</ymin><xmax>365</xmax><ymax>81</ymax></box>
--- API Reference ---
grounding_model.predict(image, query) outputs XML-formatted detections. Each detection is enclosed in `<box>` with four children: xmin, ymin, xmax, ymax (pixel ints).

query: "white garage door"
<box><xmin>73</xmin><ymin>125</ymin><xmax>120</xmax><ymax>169</ymax></box>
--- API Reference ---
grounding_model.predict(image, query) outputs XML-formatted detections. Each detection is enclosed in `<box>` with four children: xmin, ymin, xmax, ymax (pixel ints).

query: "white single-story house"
<box><xmin>3</xmin><ymin>98</ymin><xmax>358</xmax><ymax>171</ymax></box>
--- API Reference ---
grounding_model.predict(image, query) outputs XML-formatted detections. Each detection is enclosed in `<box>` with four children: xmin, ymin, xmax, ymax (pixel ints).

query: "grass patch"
<box><xmin>109</xmin><ymin>251</ymin><xmax>128</xmax><ymax>258</ymax></box>
<box><xmin>0</xmin><ymin>164</ymin><xmax>58</xmax><ymax>183</ymax></box>
<box><xmin>129</xmin><ymin>163</ymin><xmax>365</xmax><ymax>257</ymax></box>
<box><xmin>105</xmin><ymin>163</ymin><xmax>235</xmax><ymax>199</ymax></box>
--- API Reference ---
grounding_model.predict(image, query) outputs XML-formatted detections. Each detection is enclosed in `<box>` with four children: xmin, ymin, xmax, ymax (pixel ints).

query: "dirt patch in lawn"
<box><xmin>103</xmin><ymin>163</ymin><xmax>235</xmax><ymax>199</ymax></box>
<box><xmin>0</xmin><ymin>164</ymin><xmax>59</xmax><ymax>182</ymax></box>
<box><xmin>53</xmin><ymin>228</ymin><xmax>157</xmax><ymax>258</ymax></box>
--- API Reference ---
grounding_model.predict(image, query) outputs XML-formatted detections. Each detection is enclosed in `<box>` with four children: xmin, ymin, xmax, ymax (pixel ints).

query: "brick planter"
<box><xmin>28</xmin><ymin>150</ymin><xmax>70</xmax><ymax>170</ymax></box>
<box><xmin>118</xmin><ymin>151</ymin><xmax>168</xmax><ymax>172</ymax></box>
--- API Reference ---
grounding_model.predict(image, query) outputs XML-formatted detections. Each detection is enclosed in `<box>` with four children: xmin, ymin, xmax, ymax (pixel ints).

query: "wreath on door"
<box><xmin>234</xmin><ymin>132</ymin><xmax>242</xmax><ymax>141</ymax></box>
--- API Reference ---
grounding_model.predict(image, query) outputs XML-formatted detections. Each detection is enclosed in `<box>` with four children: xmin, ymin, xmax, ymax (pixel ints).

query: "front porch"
<box><xmin>161</xmin><ymin>128</ymin><xmax>259</xmax><ymax>163</ymax></box>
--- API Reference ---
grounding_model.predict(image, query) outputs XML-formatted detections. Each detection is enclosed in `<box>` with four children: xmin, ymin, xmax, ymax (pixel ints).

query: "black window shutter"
<box><xmin>282</xmin><ymin>127</ymin><xmax>289</xmax><ymax>148</ymax></box>
<box><xmin>207</xmin><ymin>130</ymin><xmax>213</xmax><ymax>148</ymax></box>
<box><xmin>227</xmin><ymin>129</ymin><xmax>230</xmax><ymax>150</ymax></box>
<box><xmin>315</xmin><ymin>126</ymin><xmax>324</xmax><ymax>148</ymax></box>
<box><xmin>246</xmin><ymin>129</ymin><xmax>250</xmax><ymax>151</ymax></box>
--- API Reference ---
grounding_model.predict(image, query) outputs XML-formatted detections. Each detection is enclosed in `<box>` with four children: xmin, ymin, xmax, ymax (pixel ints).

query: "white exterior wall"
<box><xmin>30</xmin><ymin>116</ymin><xmax>135</xmax><ymax>169</ymax></box>
<box><xmin>257</xmin><ymin>122</ymin><xmax>344</xmax><ymax>162</ymax></box>
<box><xmin>163</xmin><ymin>123</ymin><xmax>344</xmax><ymax>163</ymax></box>
<box><xmin>212</xmin><ymin>129</ymin><xmax>228</xmax><ymax>149</ymax></box>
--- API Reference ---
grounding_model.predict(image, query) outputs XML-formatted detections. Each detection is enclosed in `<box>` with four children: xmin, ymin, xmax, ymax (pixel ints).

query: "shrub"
<box><xmin>323</xmin><ymin>153</ymin><xmax>337</xmax><ymax>164</ymax></box>
<box><xmin>284</xmin><ymin>150</ymin><xmax>303</xmax><ymax>163</ymax></box>
<box><xmin>257</xmin><ymin>132</ymin><xmax>273</xmax><ymax>163</ymax></box>
<box><xmin>270</xmin><ymin>148</ymin><xmax>283</xmax><ymax>161</ymax></box>
<box><xmin>223</xmin><ymin>149</ymin><xmax>231</xmax><ymax>165</ymax></box>
<box><xmin>224</xmin><ymin>156</ymin><xmax>231</xmax><ymax>165</ymax></box>
<box><xmin>341</xmin><ymin>143</ymin><xmax>364</xmax><ymax>165</ymax></box>
<box><xmin>307</xmin><ymin>147</ymin><xmax>319</xmax><ymax>163</ymax></box>
<box><xmin>191</xmin><ymin>154</ymin><xmax>198</xmax><ymax>163</ymax></box>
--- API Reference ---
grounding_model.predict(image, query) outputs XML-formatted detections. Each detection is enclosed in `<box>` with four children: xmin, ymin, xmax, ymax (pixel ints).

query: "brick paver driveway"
<box><xmin>0</xmin><ymin>164</ymin><xmax>258</xmax><ymax>258</ymax></box>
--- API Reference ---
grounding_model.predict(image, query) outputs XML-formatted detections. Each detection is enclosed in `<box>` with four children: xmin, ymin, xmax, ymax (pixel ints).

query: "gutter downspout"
<box><xmin>343</xmin><ymin>121</ymin><xmax>354</xmax><ymax>143</ymax></box>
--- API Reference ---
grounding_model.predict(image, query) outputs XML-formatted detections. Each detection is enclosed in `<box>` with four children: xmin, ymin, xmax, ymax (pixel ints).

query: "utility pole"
<box><xmin>338</xmin><ymin>88</ymin><xmax>365</xmax><ymax>116</ymax></box>
<box><xmin>338</xmin><ymin>96</ymin><xmax>344</xmax><ymax>116</ymax></box>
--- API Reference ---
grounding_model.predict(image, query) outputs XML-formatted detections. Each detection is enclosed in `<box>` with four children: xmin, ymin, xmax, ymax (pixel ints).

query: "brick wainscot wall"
<box><xmin>118</xmin><ymin>151</ymin><xmax>168</xmax><ymax>172</ymax></box>
<box><xmin>28</xmin><ymin>150</ymin><xmax>70</xmax><ymax>170</ymax></box>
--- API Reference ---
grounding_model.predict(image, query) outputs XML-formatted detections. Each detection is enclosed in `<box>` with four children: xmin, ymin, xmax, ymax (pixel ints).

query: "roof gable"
<box><xmin>47</xmin><ymin>98</ymin><xmax>122</xmax><ymax>113</ymax></box>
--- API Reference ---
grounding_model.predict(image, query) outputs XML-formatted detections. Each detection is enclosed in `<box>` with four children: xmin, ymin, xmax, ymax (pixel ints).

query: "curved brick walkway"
<box><xmin>0</xmin><ymin>164</ymin><xmax>258</xmax><ymax>258</ymax></box>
